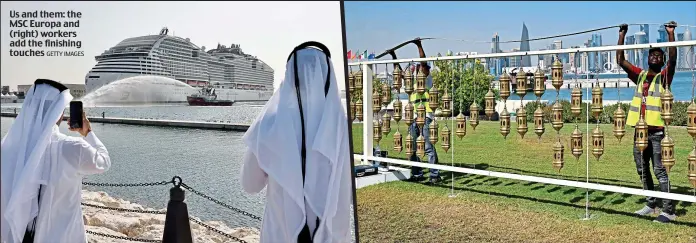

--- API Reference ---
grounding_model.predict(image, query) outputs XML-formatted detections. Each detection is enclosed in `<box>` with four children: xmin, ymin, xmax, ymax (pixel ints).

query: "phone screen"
<box><xmin>69</xmin><ymin>101</ymin><xmax>83</xmax><ymax>129</ymax></box>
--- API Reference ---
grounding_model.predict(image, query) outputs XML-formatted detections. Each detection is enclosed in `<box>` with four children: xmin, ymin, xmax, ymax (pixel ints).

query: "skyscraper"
<box><xmin>490</xmin><ymin>32</ymin><xmax>501</xmax><ymax>75</ymax></box>
<box><xmin>684</xmin><ymin>28</ymin><xmax>693</xmax><ymax>70</ymax></box>
<box><xmin>635</xmin><ymin>31</ymin><xmax>648</xmax><ymax>69</ymax></box>
<box><xmin>625</xmin><ymin>35</ymin><xmax>636</xmax><ymax>64</ymax></box>
<box><xmin>510</xmin><ymin>48</ymin><xmax>521</xmax><ymax>68</ymax></box>
<box><xmin>657</xmin><ymin>25</ymin><xmax>667</xmax><ymax>43</ymax></box>
<box><xmin>519</xmin><ymin>23</ymin><xmax>531</xmax><ymax>67</ymax></box>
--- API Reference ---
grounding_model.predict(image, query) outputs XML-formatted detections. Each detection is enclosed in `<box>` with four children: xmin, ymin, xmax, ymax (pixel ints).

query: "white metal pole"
<box><xmin>584</xmin><ymin>84</ymin><xmax>590</xmax><ymax>220</ymax></box>
<box><xmin>362</xmin><ymin>63</ymin><xmax>374</xmax><ymax>166</ymax></box>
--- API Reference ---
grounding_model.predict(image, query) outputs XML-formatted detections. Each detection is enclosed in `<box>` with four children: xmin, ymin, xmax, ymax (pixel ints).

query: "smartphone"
<box><xmin>69</xmin><ymin>101</ymin><xmax>83</xmax><ymax>129</ymax></box>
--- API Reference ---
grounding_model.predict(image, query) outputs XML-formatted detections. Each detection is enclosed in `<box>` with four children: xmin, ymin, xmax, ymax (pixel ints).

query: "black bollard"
<box><xmin>162</xmin><ymin>177</ymin><xmax>193</xmax><ymax>243</ymax></box>
<box><xmin>102</xmin><ymin>111</ymin><xmax>105</xmax><ymax>118</ymax></box>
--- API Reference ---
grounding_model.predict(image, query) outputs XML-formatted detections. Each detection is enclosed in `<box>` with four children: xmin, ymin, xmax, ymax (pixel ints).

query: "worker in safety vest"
<box><xmin>407</xmin><ymin>38</ymin><xmax>441</xmax><ymax>184</ymax></box>
<box><xmin>617</xmin><ymin>23</ymin><xmax>677</xmax><ymax>223</ymax></box>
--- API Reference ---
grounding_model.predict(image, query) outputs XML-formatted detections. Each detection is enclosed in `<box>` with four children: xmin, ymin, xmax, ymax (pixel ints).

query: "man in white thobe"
<box><xmin>240</xmin><ymin>44</ymin><xmax>352</xmax><ymax>243</ymax></box>
<box><xmin>1</xmin><ymin>79</ymin><xmax>111</xmax><ymax>243</ymax></box>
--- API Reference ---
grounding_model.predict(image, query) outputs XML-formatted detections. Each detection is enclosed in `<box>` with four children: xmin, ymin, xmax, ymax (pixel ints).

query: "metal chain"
<box><xmin>189</xmin><ymin>217</ymin><xmax>248</xmax><ymax>243</ymax></box>
<box><xmin>82</xmin><ymin>180</ymin><xmax>172</xmax><ymax>187</ymax></box>
<box><xmin>86</xmin><ymin>230</ymin><xmax>161</xmax><ymax>242</ymax></box>
<box><xmin>81</xmin><ymin>202</ymin><xmax>166</xmax><ymax>214</ymax></box>
<box><xmin>180</xmin><ymin>183</ymin><xmax>262</xmax><ymax>221</ymax></box>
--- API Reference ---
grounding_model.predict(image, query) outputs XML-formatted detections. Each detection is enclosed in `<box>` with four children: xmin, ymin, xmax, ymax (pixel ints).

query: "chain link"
<box><xmin>86</xmin><ymin>230</ymin><xmax>161</xmax><ymax>242</ymax></box>
<box><xmin>81</xmin><ymin>202</ymin><xmax>166</xmax><ymax>215</ymax></box>
<box><xmin>82</xmin><ymin>180</ymin><xmax>172</xmax><ymax>187</ymax></box>
<box><xmin>180</xmin><ymin>182</ymin><xmax>262</xmax><ymax>221</ymax></box>
<box><xmin>188</xmin><ymin>217</ymin><xmax>248</xmax><ymax>243</ymax></box>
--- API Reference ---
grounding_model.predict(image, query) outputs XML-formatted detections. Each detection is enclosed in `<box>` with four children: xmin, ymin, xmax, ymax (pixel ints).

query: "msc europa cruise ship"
<box><xmin>85</xmin><ymin>27</ymin><xmax>274</xmax><ymax>103</ymax></box>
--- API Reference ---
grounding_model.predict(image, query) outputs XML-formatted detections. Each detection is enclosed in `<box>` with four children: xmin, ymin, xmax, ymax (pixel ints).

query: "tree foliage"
<box><xmin>432</xmin><ymin>53</ymin><xmax>496</xmax><ymax>116</ymax></box>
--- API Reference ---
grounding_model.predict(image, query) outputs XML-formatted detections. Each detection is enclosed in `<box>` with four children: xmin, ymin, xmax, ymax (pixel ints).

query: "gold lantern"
<box><xmin>517</xmin><ymin>106</ymin><xmax>528</xmax><ymax>139</ymax></box>
<box><xmin>516</xmin><ymin>70</ymin><xmax>527</xmax><ymax>97</ymax></box>
<box><xmin>660</xmin><ymin>89</ymin><xmax>674</xmax><ymax>126</ymax></box>
<box><xmin>485</xmin><ymin>88</ymin><xmax>496</xmax><ymax>119</ymax></box>
<box><xmin>393</xmin><ymin>130</ymin><xmax>403</xmax><ymax>153</ymax></box>
<box><xmin>393</xmin><ymin>99</ymin><xmax>402</xmax><ymax>123</ymax></box>
<box><xmin>416</xmin><ymin>68</ymin><xmax>426</xmax><ymax>95</ymax></box>
<box><xmin>571</xmin><ymin>87</ymin><xmax>583</xmax><ymax>118</ymax></box>
<box><xmin>534</xmin><ymin>106</ymin><xmax>545</xmax><ymax>139</ymax></box>
<box><xmin>404</xmin><ymin>102</ymin><xmax>414</xmax><ymax>125</ymax></box>
<box><xmin>373</xmin><ymin>120</ymin><xmax>381</xmax><ymax>144</ymax></box>
<box><xmin>349</xmin><ymin>100</ymin><xmax>356</xmax><ymax>122</ymax></box>
<box><xmin>404</xmin><ymin>67</ymin><xmax>414</xmax><ymax>95</ymax></box>
<box><xmin>429</xmin><ymin>85</ymin><xmax>439</xmax><ymax>112</ymax></box>
<box><xmin>441</xmin><ymin>124</ymin><xmax>451</xmax><ymax>152</ymax></box>
<box><xmin>591</xmin><ymin>85</ymin><xmax>603</xmax><ymax>119</ymax></box>
<box><xmin>592</xmin><ymin>125</ymin><xmax>604</xmax><ymax>160</ymax></box>
<box><xmin>348</xmin><ymin>72</ymin><xmax>355</xmax><ymax>93</ymax></box>
<box><xmin>660</xmin><ymin>135</ymin><xmax>675</xmax><ymax>173</ymax></box>
<box><xmin>470</xmin><ymin>102</ymin><xmax>479</xmax><ymax>130</ymax></box>
<box><xmin>500</xmin><ymin>107</ymin><xmax>511</xmax><ymax>139</ymax></box>
<box><xmin>688</xmin><ymin>148</ymin><xmax>696</xmax><ymax>188</ymax></box>
<box><xmin>552</xmin><ymin>140</ymin><xmax>565</xmax><ymax>173</ymax></box>
<box><xmin>393</xmin><ymin>66</ymin><xmax>403</xmax><ymax>91</ymax></box>
<box><xmin>499</xmin><ymin>74</ymin><xmax>511</xmax><ymax>101</ymax></box>
<box><xmin>372</xmin><ymin>89</ymin><xmax>381</xmax><ymax>114</ymax></box>
<box><xmin>416</xmin><ymin>135</ymin><xmax>425</xmax><ymax>158</ymax></box>
<box><xmin>355</xmin><ymin>70</ymin><xmax>363</xmax><ymax>91</ymax></box>
<box><xmin>688</xmin><ymin>102</ymin><xmax>696</xmax><ymax>139</ymax></box>
<box><xmin>381</xmin><ymin>84</ymin><xmax>391</xmax><ymax>106</ymax></box>
<box><xmin>613</xmin><ymin>106</ymin><xmax>626</xmax><ymax>142</ymax></box>
<box><xmin>635</xmin><ymin>116</ymin><xmax>649</xmax><ymax>152</ymax></box>
<box><xmin>416</xmin><ymin>103</ymin><xmax>426</xmax><ymax>129</ymax></box>
<box><xmin>382</xmin><ymin>113</ymin><xmax>391</xmax><ymax>136</ymax></box>
<box><xmin>552</xmin><ymin>101</ymin><xmax>564</xmax><ymax>132</ymax></box>
<box><xmin>456</xmin><ymin>112</ymin><xmax>467</xmax><ymax>139</ymax></box>
<box><xmin>571</xmin><ymin>125</ymin><xmax>583</xmax><ymax>160</ymax></box>
<box><xmin>534</xmin><ymin>68</ymin><xmax>546</xmax><ymax>98</ymax></box>
<box><xmin>356</xmin><ymin>99</ymin><xmax>364</xmax><ymax>122</ymax></box>
<box><xmin>551</xmin><ymin>59</ymin><xmax>563</xmax><ymax>91</ymax></box>
<box><xmin>442</xmin><ymin>90</ymin><xmax>452</xmax><ymax>117</ymax></box>
<box><xmin>429</xmin><ymin>119</ymin><xmax>438</xmax><ymax>145</ymax></box>
<box><xmin>405</xmin><ymin>132</ymin><xmax>414</xmax><ymax>155</ymax></box>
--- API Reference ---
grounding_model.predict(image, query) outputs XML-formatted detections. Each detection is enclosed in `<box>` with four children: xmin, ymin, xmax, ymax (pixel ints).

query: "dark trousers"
<box><xmin>633</xmin><ymin>129</ymin><xmax>675</xmax><ymax>215</ymax></box>
<box><xmin>409</xmin><ymin>117</ymin><xmax>439</xmax><ymax>178</ymax></box>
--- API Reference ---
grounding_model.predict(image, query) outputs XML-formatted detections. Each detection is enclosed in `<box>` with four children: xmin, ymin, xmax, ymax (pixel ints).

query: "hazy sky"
<box><xmin>344</xmin><ymin>1</ymin><xmax>696</xmax><ymax>63</ymax></box>
<box><xmin>1</xmin><ymin>1</ymin><xmax>345</xmax><ymax>91</ymax></box>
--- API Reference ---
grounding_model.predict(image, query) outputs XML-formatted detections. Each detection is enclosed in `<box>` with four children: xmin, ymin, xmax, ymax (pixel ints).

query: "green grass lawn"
<box><xmin>352</xmin><ymin>120</ymin><xmax>696</xmax><ymax>242</ymax></box>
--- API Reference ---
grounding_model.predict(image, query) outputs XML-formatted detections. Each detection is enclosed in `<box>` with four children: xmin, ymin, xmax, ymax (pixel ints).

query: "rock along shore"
<box><xmin>82</xmin><ymin>190</ymin><xmax>260</xmax><ymax>243</ymax></box>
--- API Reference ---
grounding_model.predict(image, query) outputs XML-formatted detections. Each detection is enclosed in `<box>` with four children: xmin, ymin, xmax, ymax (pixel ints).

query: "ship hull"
<box><xmin>186</xmin><ymin>96</ymin><xmax>234</xmax><ymax>106</ymax></box>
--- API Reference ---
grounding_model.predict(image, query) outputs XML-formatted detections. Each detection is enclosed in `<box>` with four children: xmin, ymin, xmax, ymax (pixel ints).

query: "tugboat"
<box><xmin>187</xmin><ymin>86</ymin><xmax>234</xmax><ymax>106</ymax></box>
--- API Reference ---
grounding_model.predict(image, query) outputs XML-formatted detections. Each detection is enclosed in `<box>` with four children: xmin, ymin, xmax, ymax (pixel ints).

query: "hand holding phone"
<box><xmin>68</xmin><ymin>101</ymin><xmax>91</xmax><ymax>136</ymax></box>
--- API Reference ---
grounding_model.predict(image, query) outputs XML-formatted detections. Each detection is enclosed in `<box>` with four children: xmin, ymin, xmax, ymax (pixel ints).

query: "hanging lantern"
<box><xmin>404</xmin><ymin>67</ymin><xmax>414</xmax><ymax>95</ymax></box>
<box><xmin>348</xmin><ymin>72</ymin><xmax>355</xmax><ymax>93</ymax></box>
<box><xmin>688</xmin><ymin>102</ymin><xmax>696</xmax><ymax>139</ymax></box>
<box><xmin>635</xmin><ymin>116</ymin><xmax>649</xmax><ymax>152</ymax></box>
<box><xmin>660</xmin><ymin>135</ymin><xmax>675</xmax><ymax>173</ymax></box>
<box><xmin>382</xmin><ymin>113</ymin><xmax>391</xmax><ymax>136</ymax></box>
<box><xmin>500</xmin><ymin>107</ymin><xmax>511</xmax><ymax>139</ymax></box>
<box><xmin>393</xmin><ymin>65</ymin><xmax>403</xmax><ymax>91</ymax></box>
<box><xmin>429</xmin><ymin>85</ymin><xmax>440</xmax><ymax>112</ymax></box>
<box><xmin>393</xmin><ymin>99</ymin><xmax>402</xmax><ymax>123</ymax></box>
<box><xmin>349</xmin><ymin>100</ymin><xmax>356</xmax><ymax>122</ymax></box>
<box><xmin>688</xmin><ymin>148</ymin><xmax>696</xmax><ymax>188</ymax></box>
<box><xmin>441</xmin><ymin>124</ymin><xmax>451</xmax><ymax>152</ymax></box>
<box><xmin>534</xmin><ymin>106</ymin><xmax>544</xmax><ymax>139</ymax></box>
<box><xmin>404</xmin><ymin>102</ymin><xmax>414</xmax><ymax>125</ymax></box>
<box><xmin>660</xmin><ymin>89</ymin><xmax>674</xmax><ymax>126</ymax></box>
<box><xmin>416</xmin><ymin>68</ymin><xmax>426</xmax><ymax>95</ymax></box>
<box><xmin>355</xmin><ymin>70</ymin><xmax>363</xmax><ymax>90</ymax></box>
<box><xmin>499</xmin><ymin>74</ymin><xmax>511</xmax><ymax>101</ymax></box>
<box><xmin>517</xmin><ymin>106</ymin><xmax>528</xmax><ymax>139</ymax></box>
<box><xmin>372</xmin><ymin>89</ymin><xmax>381</xmax><ymax>114</ymax></box>
<box><xmin>356</xmin><ymin>99</ymin><xmax>364</xmax><ymax>122</ymax></box>
<box><xmin>485</xmin><ymin>88</ymin><xmax>496</xmax><ymax>119</ymax></box>
<box><xmin>416</xmin><ymin>135</ymin><xmax>426</xmax><ymax>158</ymax></box>
<box><xmin>442</xmin><ymin>90</ymin><xmax>452</xmax><ymax>117</ymax></box>
<box><xmin>405</xmin><ymin>132</ymin><xmax>414</xmax><ymax>155</ymax></box>
<box><xmin>571</xmin><ymin>87</ymin><xmax>583</xmax><ymax>118</ymax></box>
<box><xmin>470</xmin><ymin>102</ymin><xmax>479</xmax><ymax>130</ymax></box>
<box><xmin>591</xmin><ymin>85</ymin><xmax>603</xmax><ymax>119</ymax></box>
<box><xmin>429</xmin><ymin>119</ymin><xmax>438</xmax><ymax>145</ymax></box>
<box><xmin>393</xmin><ymin>130</ymin><xmax>402</xmax><ymax>153</ymax></box>
<box><xmin>516</xmin><ymin>70</ymin><xmax>527</xmax><ymax>98</ymax></box>
<box><xmin>373</xmin><ymin>120</ymin><xmax>381</xmax><ymax>144</ymax></box>
<box><xmin>571</xmin><ymin>125</ymin><xmax>583</xmax><ymax>160</ymax></box>
<box><xmin>552</xmin><ymin>101</ymin><xmax>564</xmax><ymax>132</ymax></box>
<box><xmin>552</xmin><ymin>140</ymin><xmax>565</xmax><ymax>173</ymax></box>
<box><xmin>456</xmin><ymin>112</ymin><xmax>467</xmax><ymax>139</ymax></box>
<box><xmin>592</xmin><ymin>125</ymin><xmax>604</xmax><ymax>160</ymax></box>
<box><xmin>551</xmin><ymin>59</ymin><xmax>563</xmax><ymax>91</ymax></box>
<box><xmin>534</xmin><ymin>68</ymin><xmax>546</xmax><ymax>98</ymax></box>
<box><xmin>613</xmin><ymin>106</ymin><xmax>626</xmax><ymax>142</ymax></box>
<box><xmin>416</xmin><ymin>103</ymin><xmax>426</xmax><ymax>129</ymax></box>
<box><xmin>381</xmin><ymin>84</ymin><xmax>391</xmax><ymax>106</ymax></box>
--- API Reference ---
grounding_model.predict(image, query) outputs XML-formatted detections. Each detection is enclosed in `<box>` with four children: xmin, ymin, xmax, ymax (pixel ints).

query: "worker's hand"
<box><xmin>413</xmin><ymin>37</ymin><xmax>422</xmax><ymax>46</ymax></box>
<box><xmin>68</xmin><ymin>112</ymin><xmax>92</xmax><ymax>137</ymax></box>
<box><xmin>665</xmin><ymin>21</ymin><xmax>677</xmax><ymax>33</ymax></box>
<box><xmin>619</xmin><ymin>24</ymin><xmax>628</xmax><ymax>34</ymax></box>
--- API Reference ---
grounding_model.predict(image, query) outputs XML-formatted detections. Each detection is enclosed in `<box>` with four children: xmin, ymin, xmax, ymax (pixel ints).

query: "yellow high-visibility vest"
<box><xmin>626</xmin><ymin>70</ymin><xmax>665</xmax><ymax>127</ymax></box>
<box><xmin>409</xmin><ymin>90</ymin><xmax>433</xmax><ymax>113</ymax></box>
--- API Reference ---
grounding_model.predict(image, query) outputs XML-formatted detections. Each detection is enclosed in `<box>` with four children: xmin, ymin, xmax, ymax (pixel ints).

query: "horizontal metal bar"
<box><xmin>353</xmin><ymin>154</ymin><xmax>696</xmax><ymax>203</ymax></box>
<box><xmin>348</xmin><ymin>41</ymin><xmax>696</xmax><ymax>66</ymax></box>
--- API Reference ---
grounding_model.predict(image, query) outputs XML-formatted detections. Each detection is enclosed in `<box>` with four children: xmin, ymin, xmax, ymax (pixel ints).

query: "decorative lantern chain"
<box><xmin>551</xmin><ymin>55</ymin><xmax>564</xmax><ymax>171</ymax></box>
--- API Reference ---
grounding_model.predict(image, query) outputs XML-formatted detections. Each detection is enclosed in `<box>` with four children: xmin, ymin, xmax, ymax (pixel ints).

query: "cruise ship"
<box><xmin>84</xmin><ymin>27</ymin><xmax>274</xmax><ymax>103</ymax></box>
